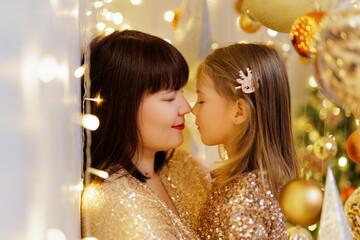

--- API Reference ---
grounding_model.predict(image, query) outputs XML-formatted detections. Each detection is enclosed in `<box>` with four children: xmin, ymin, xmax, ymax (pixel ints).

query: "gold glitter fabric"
<box><xmin>82</xmin><ymin>149</ymin><xmax>211</xmax><ymax>240</ymax></box>
<box><xmin>198</xmin><ymin>171</ymin><xmax>287</xmax><ymax>240</ymax></box>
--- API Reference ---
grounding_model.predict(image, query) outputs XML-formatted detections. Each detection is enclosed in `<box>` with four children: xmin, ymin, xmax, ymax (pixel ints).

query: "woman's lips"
<box><xmin>172</xmin><ymin>123</ymin><xmax>185</xmax><ymax>130</ymax></box>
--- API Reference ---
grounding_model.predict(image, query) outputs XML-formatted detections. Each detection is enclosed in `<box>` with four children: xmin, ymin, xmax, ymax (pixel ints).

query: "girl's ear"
<box><xmin>233</xmin><ymin>98</ymin><xmax>249</xmax><ymax>125</ymax></box>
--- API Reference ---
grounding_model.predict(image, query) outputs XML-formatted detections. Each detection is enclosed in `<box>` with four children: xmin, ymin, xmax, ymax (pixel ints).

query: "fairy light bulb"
<box><xmin>105</xmin><ymin>28</ymin><xmax>115</xmax><ymax>36</ymax></box>
<box><xmin>309</xmin><ymin>76</ymin><xmax>317</xmax><ymax>88</ymax></box>
<box><xmin>267</xmin><ymin>29</ymin><xmax>278</xmax><ymax>37</ymax></box>
<box><xmin>46</xmin><ymin>229</ymin><xmax>66</xmax><ymax>240</ymax></box>
<box><xmin>94</xmin><ymin>1</ymin><xmax>103</xmax><ymax>8</ymax></box>
<box><xmin>338</xmin><ymin>157</ymin><xmax>348</xmax><ymax>167</ymax></box>
<box><xmin>88</xmin><ymin>167</ymin><xmax>109</xmax><ymax>179</ymax></box>
<box><xmin>97</xmin><ymin>22</ymin><xmax>105</xmax><ymax>31</ymax></box>
<box><xmin>112</xmin><ymin>12</ymin><xmax>123</xmax><ymax>25</ymax></box>
<box><xmin>37</xmin><ymin>56</ymin><xmax>58</xmax><ymax>83</ymax></box>
<box><xmin>164</xmin><ymin>11</ymin><xmax>175</xmax><ymax>22</ymax></box>
<box><xmin>82</xmin><ymin>114</ymin><xmax>100</xmax><ymax>131</ymax></box>
<box><xmin>74</xmin><ymin>66</ymin><xmax>85</xmax><ymax>78</ymax></box>
<box><xmin>131</xmin><ymin>0</ymin><xmax>141</xmax><ymax>5</ymax></box>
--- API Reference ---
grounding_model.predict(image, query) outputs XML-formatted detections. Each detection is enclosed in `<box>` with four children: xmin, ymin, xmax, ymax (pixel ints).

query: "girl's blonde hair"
<box><xmin>197</xmin><ymin>43</ymin><xmax>300</xmax><ymax>199</ymax></box>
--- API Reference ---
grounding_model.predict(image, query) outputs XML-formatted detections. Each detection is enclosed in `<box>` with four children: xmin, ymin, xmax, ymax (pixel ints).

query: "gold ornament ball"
<box><xmin>287</xmin><ymin>226</ymin><xmax>313</xmax><ymax>240</ymax></box>
<box><xmin>280</xmin><ymin>179</ymin><xmax>324</xmax><ymax>226</ymax></box>
<box><xmin>240</xmin><ymin>12</ymin><xmax>262</xmax><ymax>33</ymax></box>
<box><xmin>290</xmin><ymin>11</ymin><xmax>326</xmax><ymax>57</ymax></box>
<box><xmin>346</xmin><ymin>130</ymin><xmax>360</xmax><ymax>164</ymax></box>
<box><xmin>309</xmin><ymin>7</ymin><xmax>360</xmax><ymax>111</ymax></box>
<box><xmin>243</xmin><ymin>0</ymin><xmax>338</xmax><ymax>33</ymax></box>
<box><xmin>313</xmin><ymin>136</ymin><xmax>338</xmax><ymax>161</ymax></box>
<box><xmin>344</xmin><ymin>187</ymin><xmax>360</xmax><ymax>239</ymax></box>
<box><xmin>234</xmin><ymin>0</ymin><xmax>243</xmax><ymax>14</ymax></box>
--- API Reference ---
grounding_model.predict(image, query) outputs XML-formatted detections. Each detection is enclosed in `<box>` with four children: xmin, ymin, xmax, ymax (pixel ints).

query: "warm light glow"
<box><xmin>338</xmin><ymin>157</ymin><xmax>348</xmax><ymax>167</ymax></box>
<box><xmin>85</xmin><ymin>95</ymin><xmax>102</xmax><ymax>103</ymax></box>
<box><xmin>74</xmin><ymin>66</ymin><xmax>85</xmax><ymax>78</ymax></box>
<box><xmin>282</xmin><ymin>43</ymin><xmax>291</xmax><ymax>52</ymax></box>
<box><xmin>68</xmin><ymin>183</ymin><xmax>84</xmax><ymax>191</ymax></box>
<box><xmin>356</xmin><ymin>119</ymin><xmax>359</xmax><ymax>126</ymax></box>
<box><xmin>120</xmin><ymin>24</ymin><xmax>131</xmax><ymax>30</ymax></box>
<box><xmin>309</xmin><ymin>131</ymin><xmax>319</xmax><ymax>142</ymax></box>
<box><xmin>105</xmin><ymin>0</ymin><xmax>112</xmax><ymax>2</ymax></box>
<box><xmin>113</xmin><ymin>12</ymin><xmax>123</xmax><ymax>25</ymax></box>
<box><xmin>105</xmin><ymin>28</ymin><xmax>115</xmax><ymax>36</ymax></box>
<box><xmin>94</xmin><ymin>1</ymin><xmax>103</xmax><ymax>8</ymax></box>
<box><xmin>267</xmin><ymin>40</ymin><xmax>273</xmax><ymax>45</ymax></box>
<box><xmin>309</xmin><ymin>76</ymin><xmax>317</xmax><ymax>88</ymax></box>
<box><xmin>37</xmin><ymin>56</ymin><xmax>58</xmax><ymax>83</ymax></box>
<box><xmin>82</xmin><ymin>114</ymin><xmax>100</xmax><ymax>131</ymax></box>
<box><xmin>97</xmin><ymin>22</ymin><xmax>106</xmax><ymax>31</ymax></box>
<box><xmin>308</xmin><ymin>224</ymin><xmax>317</xmax><ymax>231</ymax></box>
<box><xmin>267</xmin><ymin>29</ymin><xmax>278</xmax><ymax>37</ymax></box>
<box><xmin>164</xmin><ymin>11</ymin><xmax>175</xmax><ymax>22</ymax></box>
<box><xmin>86</xmin><ymin>11</ymin><xmax>92</xmax><ymax>16</ymax></box>
<box><xmin>332</xmin><ymin>107</ymin><xmax>340</xmax><ymax>115</ymax></box>
<box><xmin>105</xmin><ymin>12</ymin><xmax>113</xmax><ymax>21</ymax></box>
<box><xmin>131</xmin><ymin>0</ymin><xmax>142</xmax><ymax>5</ymax></box>
<box><xmin>164</xmin><ymin>38</ymin><xmax>171</xmax><ymax>44</ymax></box>
<box><xmin>46</xmin><ymin>228</ymin><xmax>66</xmax><ymax>240</ymax></box>
<box><xmin>88</xmin><ymin>167</ymin><xmax>109</xmax><ymax>179</ymax></box>
<box><xmin>211</xmin><ymin>42</ymin><xmax>220</xmax><ymax>50</ymax></box>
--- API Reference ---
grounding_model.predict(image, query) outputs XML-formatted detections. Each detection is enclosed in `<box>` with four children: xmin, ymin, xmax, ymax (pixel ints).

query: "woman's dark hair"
<box><xmin>88</xmin><ymin>30</ymin><xmax>189</xmax><ymax>182</ymax></box>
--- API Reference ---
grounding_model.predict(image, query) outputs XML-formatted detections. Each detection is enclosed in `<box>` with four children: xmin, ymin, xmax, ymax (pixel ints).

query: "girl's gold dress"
<box><xmin>198</xmin><ymin>171</ymin><xmax>287</xmax><ymax>240</ymax></box>
<box><xmin>82</xmin><ymin>149</ymin><xmax>210</xmax><ymax>240</ymax></box>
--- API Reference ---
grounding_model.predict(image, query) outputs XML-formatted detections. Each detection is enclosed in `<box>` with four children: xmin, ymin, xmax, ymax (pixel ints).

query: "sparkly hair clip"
<box><xmin>235</xmin><ymin>68</ymin><xmax>255</xmax><ymax>93</ymax></box>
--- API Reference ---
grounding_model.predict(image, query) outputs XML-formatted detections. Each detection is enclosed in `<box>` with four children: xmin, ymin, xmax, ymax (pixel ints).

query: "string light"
<box><xmin>338</xmin><ymin>157</ymin><xmax>348</xmax><ymax>167</ymax></box>
<box><xmin>309</xmin><ymin>76</ymin><xmax>317</xmax><ymax>88</ymax></box>
<box><xmin>94</xmin><ymin>1</ymin><xmax>103</xmax><ymax>8</ymax></box>
<box><xmin>84</xmin><ymin>95</ymin><xmax>102</xmax><ymax>103</ymax></box>
<box><xmin>74</xmin><ymin>66</ymin><xmax>85</xmax><ymax>78</ymax></box>
<box><xmin>97</xmin><ymin>22</ymin><xmax>106</xmax><ymax>31</ymax></box>
<box><xmin>87</xmin><ymin>167</ymin><xmax>109</xmax><ymax>179</ymax></box>
<box><xmin>82</xmin><ymin>114</ymin><xmax>100</xmax><ymax>131</ymax></box>
<box><xmin>86</xmin><ymin>11</ymin><xmax>92</xmax><ymax>16</ymax></box>
<box><xmin>131</xmin><ymin>0</ymin><xmax>142</xmax><ymax>5</ymax></box>
<box><xmin>164</xmin><ymin>11</ymin><xmax>175</xmax><ymax>22</ymax></box>
<box><xmin>46</xmin><ymin>229</ymin><xmax>66</xmax><ymax>240</ymax></box>
<box><xmin>37</xmin><ymin>56</ymin><xmax>58</xmax><ymax>83</ymax></box>
<box><xmin>267</xmin><ymin>29</ymin><xmax>278</xmax><ymax>37</ymax></box>
<box><xmin>105</xmin><ymin>28</ymin><xmax>115</xmax><ymax>36</ymax></box>
<box><xmin>281</xmin><ymin>43</ymin><xmax>291</xmax><ymax>52</ymax></box>
<box><xmin>112</xmin><ymin>12</ymin><xmax>123</xmax><ymax>25</ymax></box>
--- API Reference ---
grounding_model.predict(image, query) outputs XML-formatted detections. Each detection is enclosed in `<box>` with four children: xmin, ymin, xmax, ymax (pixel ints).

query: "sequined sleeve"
<box><xmin>198</xmin><ymin>171</ymin><xmax>287</xmax><ymax>240</ymax></box>
<box><xmin>82</xmin><ymin>171</ymin><xmax>199</xmax><ymax>240</ymax></box>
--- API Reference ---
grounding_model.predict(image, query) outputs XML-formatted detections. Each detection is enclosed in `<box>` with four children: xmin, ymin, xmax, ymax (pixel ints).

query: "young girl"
<box><xmin>81</xmin><ymin>30</ymin><xmax>210</xmax><ymax>240</ymax></box>
<box><xmin>192</xmin><ymin>43</ymin><xmax>300</xmax><ymax>239</ymax></box>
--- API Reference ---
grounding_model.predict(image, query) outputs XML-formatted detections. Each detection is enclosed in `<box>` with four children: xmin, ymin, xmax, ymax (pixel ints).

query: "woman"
<box><xmin>81</xmin><ymin>30</ymin><xmax>210</xmax><ymax>240</ymax></box>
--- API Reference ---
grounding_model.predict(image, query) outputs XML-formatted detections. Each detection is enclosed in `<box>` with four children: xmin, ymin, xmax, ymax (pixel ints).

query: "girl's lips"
<box><xmin>172</xmin><ymin>123</ymin><xmax>185</xmax><ymax>130</ymax></box>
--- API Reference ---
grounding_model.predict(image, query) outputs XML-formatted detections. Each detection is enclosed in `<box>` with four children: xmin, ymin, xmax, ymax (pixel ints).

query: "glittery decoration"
<box><xmin>82</xmin><ymin>149</ymin><xmax>211</xmax><ymax>240</ymax></box>
<box><xmin>287</xmin><ymin>226</ymin><xmax>313</xmax><ymax>240</ymax></box>
<box><xmin>313</xmin><ymin>136</ymin><xmax>338</xmax><ymax>161</ymax></box>
<box><xmin>309</xmin><ymin>6</ymin><xmax>360</xmax><ymax>112</ymax></box>
<box><xmin>344</xmin><ymin>186</ymin><xmax>360</xmax><ymax>239</ymax></box>
<box><xmin>198</xmin><ymin>171</ymin><xmax>287</xmax><ymax>239</ymax></box>
<box><xmin>317</xmin><ymin>167</ymin><xmax>353</xmax><ymax>240</ymax></box>
<box><xmin>290</xmin><ymin>11</ymin><xmax>326</xmax><ymax>57</ymax></box>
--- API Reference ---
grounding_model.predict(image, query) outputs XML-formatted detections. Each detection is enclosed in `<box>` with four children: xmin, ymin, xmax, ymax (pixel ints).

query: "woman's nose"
<box><xmin>179</xmin><ymin>94</ymin><xmax>191</xmax><ymax>116</ymax></box>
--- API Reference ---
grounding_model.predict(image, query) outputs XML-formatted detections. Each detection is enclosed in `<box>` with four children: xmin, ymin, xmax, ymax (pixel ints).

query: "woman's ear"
<box><xmin>233</xmin><ymin>98</ymin><xmax>249</xmax><ymax>125</ymax></box>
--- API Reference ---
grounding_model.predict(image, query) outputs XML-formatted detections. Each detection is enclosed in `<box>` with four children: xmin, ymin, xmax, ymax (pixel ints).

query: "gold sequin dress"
<box><xmin>82</xmin><ymin>149</ymin><xmax>211</xmax><ymax>240</ymax></box>
<box><xmin>198</xmin><ymin>171</ymin><xmax>287</xmax><ymax>240</ymax></box>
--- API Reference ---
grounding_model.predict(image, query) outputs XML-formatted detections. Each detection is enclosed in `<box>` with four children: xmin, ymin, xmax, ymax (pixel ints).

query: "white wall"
<box><xmin>0</xmin><ymin>0</ymin><xmax>85</xmax><ymax>239</ymax></box>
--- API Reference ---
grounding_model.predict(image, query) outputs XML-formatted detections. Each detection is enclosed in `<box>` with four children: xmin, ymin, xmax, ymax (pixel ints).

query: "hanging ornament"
<box><xmin>344</xmin><ymin>187</ymin><xmax>360</xmax><ymax>239</ymax></box>
<box><xmin>340</xmin><ymin>186</ymin><xmax>356</xmax><ymax>202</ymax></box>
<box><xmin>239</xmin><ymin>12</ymin><xmax>262</xmax><ymax>33</ymax></box>
<box><xmin>287</xmin><ymin>226</ymin><xmax>314</xmax><ymax>240</ymax></box>
<box><xmin>313</xmin><ymin>136</ymin><xmax>338</xmax><ymax>161</ymax></box>
<box><xmin>243</xmin><ymin>0</ymin><xmax>338</xmax><ymax>33</ymax></box>
<box><xmin>309</xmin><ymin>5</ymin><xmax>360</xmax><ymax>112</ymax></box>
<box><xmin>290</xmin><ymin>11</ymin><xmax>326</xmax><ymax>57</ymax></box>
<box><xmin>234</xmin><ymin>0</ymin><xmax>243</xmax><ymax>14</ymax></box>
<box><xmin>171</xmin><ymin>8</ymin><xmax>182</xmax><ymax>29</ymax></box>
<box><xmin>346</xmin><ymin>130</ymin><xmax>360</xmax><ymax>164</ymax></box>
<box><xmin>280</xmin><ymin>179</ymin><xmax>324</xmax><ymax>226</ymax></box>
